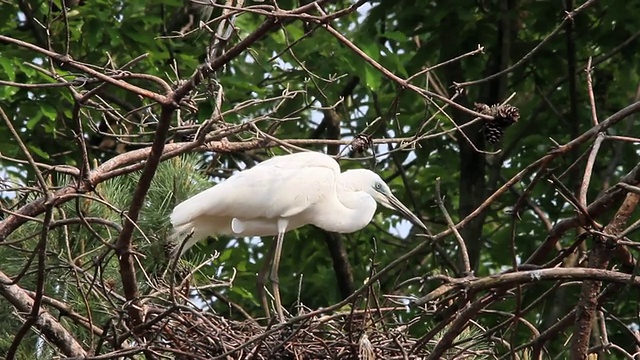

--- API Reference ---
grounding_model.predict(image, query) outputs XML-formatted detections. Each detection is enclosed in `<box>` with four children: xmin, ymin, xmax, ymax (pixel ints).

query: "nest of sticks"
<box><xmin>136</xmin><ymin>299</ymin><xmax>491</xmax><ymax>359</ymax></box>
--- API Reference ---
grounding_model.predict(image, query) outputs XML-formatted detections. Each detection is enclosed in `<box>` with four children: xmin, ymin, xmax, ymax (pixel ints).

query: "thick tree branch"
<box><xmin>113</xmin><ymin>106</ymin><xmax>177</xmax><ymax>330</ymax></box>
<box><xmin>571</xmin><ymin>191</ymin><xmax>640</xmax><ymax>358</ymax></box>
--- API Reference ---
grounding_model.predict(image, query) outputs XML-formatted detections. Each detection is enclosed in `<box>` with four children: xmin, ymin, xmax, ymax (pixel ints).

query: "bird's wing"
<box><xmin>170</xmin><ymin>153</ymin><xmax>340</xmax><ymax>227</ymax></box>
<box><xmin>250</xmin><ymin>152</ymin><xmax>338</xmax><ymax>171</ymax></box>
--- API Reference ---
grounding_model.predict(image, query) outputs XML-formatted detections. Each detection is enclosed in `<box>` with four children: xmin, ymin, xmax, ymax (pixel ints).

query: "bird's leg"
<box><xmin>257</xmin><ymin>239</ymin><xmax>277</xmax><ymax>320</ymax></box>
<box><xmin>270</xmin><ymin>230</ymin><xmax>286</xmax><ymax>322</ymax></box>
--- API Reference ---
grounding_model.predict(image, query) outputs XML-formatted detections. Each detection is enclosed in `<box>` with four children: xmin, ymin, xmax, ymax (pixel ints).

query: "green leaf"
<box><xmin>364</xmin><ymin>66</ymin><xmax>382</xmax><ymax>91</ymax></box>
<box><xmin>25</xmin><ymin>112</ymin><xmax>43</xmax><ymax>130</ymax></box>
<box><xmin>0</xmin><ymin>84</ymin><xmax>18</xmax><ymax>99</ymax></box>
<box><xmin>285</xmin><ymin>23</ymin><xmax>305</xmax><ymax>41</ymax></box>
<box><xmin>230</xmin><ymin>286</ymin><xmax>255</xmax><ymax>301</ymax></box>
<box><xmin>383</xmin><ymin>31</ymin><xmax>410</xmax><ymax>43</ymax></box>
<box><xmin>271</xmin><ymin>29</ymin><xmax>287</xmax><ymax>45</ymax></box>
<box><xmin>359</xmin><ymin>40</ymin><xmax>380</xmax><ymax>62</ymax></box>
<box><xmin>40</xmin><ymin>103</ymin><xmax>57</xmax><ymax>121</ymax></box>
<box><xmin>357</xmin><ymin>41</ymin><xmax>383</xmax><ymax>91</ymax></box>
<box><xmin>0</xmin><ymin>57</ymin><xmax>16</xmax><ymax>81</ymax></box>
<box><xmin>27</xmin><ymin>144</ymin><xmax>49</xmax><ymax>159</ymax></box>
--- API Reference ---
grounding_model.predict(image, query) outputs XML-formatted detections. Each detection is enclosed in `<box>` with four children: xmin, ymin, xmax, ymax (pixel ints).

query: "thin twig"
<box><xmin>435</xmin><ymin>178</ymin><xmax>472</xmax><ymax>276</ymax></box>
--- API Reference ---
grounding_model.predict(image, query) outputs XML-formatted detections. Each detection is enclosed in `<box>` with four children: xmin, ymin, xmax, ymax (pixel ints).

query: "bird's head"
<box><xmin>341</xmin><ymin>169</ymin><xmax>428</xmax><ymax>231</ymax></box>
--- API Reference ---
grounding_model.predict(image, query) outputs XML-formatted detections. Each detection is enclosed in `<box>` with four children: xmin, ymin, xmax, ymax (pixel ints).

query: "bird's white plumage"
<box><xmin>170</xmin><ymin>152</ymin><xmax>344</xmax><ymax>252</ymax></box>
<box><xmin>169</xmin><ymin>152</ymin><xmax>427</xmax><ymax>249</ymax></box>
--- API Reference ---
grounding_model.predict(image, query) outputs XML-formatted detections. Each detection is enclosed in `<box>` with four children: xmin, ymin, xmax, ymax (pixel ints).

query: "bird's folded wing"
<box><xmin>170</xmin><ymin>162</ymin><xmax>339</xmax><ymax>227</ymax></box>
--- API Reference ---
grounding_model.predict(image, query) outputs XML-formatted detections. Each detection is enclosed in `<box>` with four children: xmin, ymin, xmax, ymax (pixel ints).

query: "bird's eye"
<box><xmin>375</xmin><ymin>183</ymin><xmax>383</xmax><ymax>190</ymax></box>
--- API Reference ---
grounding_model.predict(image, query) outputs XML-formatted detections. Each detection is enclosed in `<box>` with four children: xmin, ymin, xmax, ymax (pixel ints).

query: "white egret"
<box><xmin>170</xmin><ymin>152</ymin><xmax>427</xmax><ymax>321</ymax></box>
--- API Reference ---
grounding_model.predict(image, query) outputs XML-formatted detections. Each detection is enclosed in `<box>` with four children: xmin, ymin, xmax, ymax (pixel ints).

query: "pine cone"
<box><xmin>495</xmin><ymin>104</ymin><xmax>520</xmax><ymax>127</ymax></box>
<box><xmin>483</xmin><ymin>123</ymin><xmax>504</xmax><ymax>144</ymax></box>
<box><xmin>350</xmin><ymin>134</ymin><xmax>373</xmax><ymax>154</ymax></box>
<box><xmin>475</xmin><ymin>102</ymin><xmax>520</xmax><ymax>143</ymax></box>
<box><xmin>474</xmin><ymin>102</ymin><xmax>492</xmax><ymax>114</ymax></box>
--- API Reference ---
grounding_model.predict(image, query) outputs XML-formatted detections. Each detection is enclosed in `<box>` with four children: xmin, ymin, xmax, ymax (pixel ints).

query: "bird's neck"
<box><xmin>311</xmin><ymin>187</ymin><xmax>377</xmax><ymax>233</ymax></box>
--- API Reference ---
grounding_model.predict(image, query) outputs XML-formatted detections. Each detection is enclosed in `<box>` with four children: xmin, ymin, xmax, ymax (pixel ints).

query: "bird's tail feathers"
<box><xmin>169</xmin><ymin>217</ymin><xmax>225</xmax><ymax>258</ymax></box>
<box><xmin>169</xmin><ymin>200</ymin><xmax>203</xmax><ymax>230</ymax></box>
